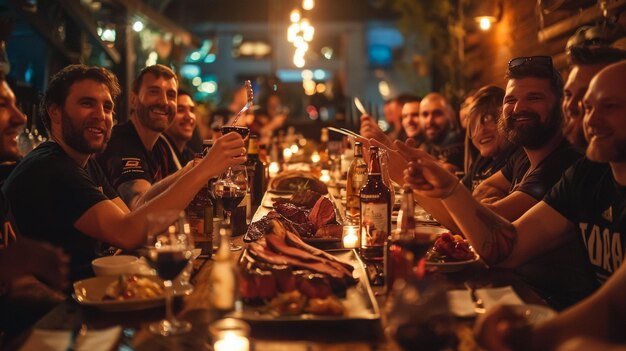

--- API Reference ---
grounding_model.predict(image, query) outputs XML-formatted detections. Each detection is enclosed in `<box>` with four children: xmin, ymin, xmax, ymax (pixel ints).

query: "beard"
<box><xmin>499</xmin><ymin>104</ymin><xmax>562</xmax><ymax>150</ymax></box>
<box><xmin>586</xmin><ymin>137</ymin><xmax>626</xmax><ymax>163</ymax></box>
<box><xmin>61</xmin><ymin>110</ymin><xmax>111</xmax><ymax>154</ymax></box>
<box><xmin>136</xmin><ymin>100</ymin><xmax>174</xmax><ymax>132</ymax></box>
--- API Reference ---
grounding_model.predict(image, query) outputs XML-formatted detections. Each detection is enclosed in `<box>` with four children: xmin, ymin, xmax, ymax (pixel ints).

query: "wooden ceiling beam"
<box><xmin>58</xmin><ymin>0</ymin><xmax>121</xmax><ymax>64</ymax></box>
<box><xmin>538</xmin><ymin>0</ymin><xmax>626</xmax><ymax>42</ymax></box>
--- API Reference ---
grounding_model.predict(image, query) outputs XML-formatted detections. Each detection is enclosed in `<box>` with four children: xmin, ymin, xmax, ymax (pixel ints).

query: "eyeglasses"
<box><xmin>508</xmin><ymin>56</ymin><xmax>553</xmax><ymax>70</ymax></box>
<box><xmin>468</xmin><ymin>114</ymin><xmax>497</xmax><ymax>139</ymax></box>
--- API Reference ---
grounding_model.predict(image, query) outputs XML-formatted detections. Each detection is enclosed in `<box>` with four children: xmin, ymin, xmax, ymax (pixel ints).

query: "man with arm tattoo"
<box><xmin>406</xmin><ymin>61</ymin><xmax>626</xmax><ymax>319</ymax></box>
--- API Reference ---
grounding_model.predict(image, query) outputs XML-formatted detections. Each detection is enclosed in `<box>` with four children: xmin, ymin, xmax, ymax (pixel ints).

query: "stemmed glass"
<box><xmin>212</xmin><ymin>164</ymin><xmax>248</xmax><ymax>251</ymax></box>
<box><xmin>144</xmin><ymin>211</ymin><xmax>193</xmax><ymax>336</ymax></box>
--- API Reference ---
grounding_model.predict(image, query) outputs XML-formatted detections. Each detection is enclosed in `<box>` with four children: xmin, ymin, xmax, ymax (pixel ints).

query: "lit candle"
<box><xmin>283</xmin><ymin>148</ymin><xmax>293</xmax><ymax>162</ymax></box>
<box><xmin>268</xmin><ymin>162</ymin><xmax>280</xmax><ymax>178</ymax></box>
<box><xmin>214</xmin><ymin>331</ymin><xmax>249</xmax><ymax>351</ymax></box>
<box><xmin>311</xmin><ymin>151</ymin><xmax>320</xmax><ymax>164</ymax></box>
<box><xmin>320</xmin><ymin>169</ymin><xmax>330</xmax><ymax>183</ymax></box>
<box><xmin>343</xmin><ymin>225</ymin><xmax>359</xmax><ymax>248</ymax></box>
<box><xmin>209</xmin><ymin>318</ymin><xmax>251</xmax><ymax>351</ymax></box>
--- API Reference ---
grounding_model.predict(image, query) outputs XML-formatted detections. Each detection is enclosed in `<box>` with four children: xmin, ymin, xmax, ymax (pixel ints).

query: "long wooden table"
<box><xmin>7</xmin><ymin>231</ymin><xmax>548</xmax><ymax>351</ymax></box>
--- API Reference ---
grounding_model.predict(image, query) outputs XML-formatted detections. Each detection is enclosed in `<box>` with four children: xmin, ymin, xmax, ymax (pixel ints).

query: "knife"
<box><xmin>354</xmin><ymin>97</ymin><xmax>368</xmax><ymax>115</ymax></box>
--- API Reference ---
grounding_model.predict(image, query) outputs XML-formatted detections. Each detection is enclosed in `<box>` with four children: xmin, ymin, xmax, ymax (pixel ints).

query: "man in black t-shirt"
<box><xmin>3</xmin><ymin>65</ymin><xmax>246</xmax><ymax>282</ymax></box>
<box><xmin>404</xmin><ymin>61</ymin><xmax>626</xmax><ymax>288</ymax></box>
<box><xmin>418</xmin><ymin>93</ymin><xmax>464</xmax><ymax>172</ymax></box>
<box><xmin>0</xmin><ymin>74</ymin><xmax>69</xmax><ymax>340</ymax></box>
<box><xmin>474</xmin><ymin>61</ymin><xmax>626</xmax><ymax>351</ymax></box>
<box><xmin>162</xmin><ymin>89</ymin><xmax>197</xmax><ymax>169</ymax></box>
<box><xmin>400</xmin><ymin>56</ymin><xmax>596</xmax><ymax>309</ymax></box>
<box><xmin>97</xmin><ymin>65</ymin><xmax>179</xmax><ymax>209</ymax></box>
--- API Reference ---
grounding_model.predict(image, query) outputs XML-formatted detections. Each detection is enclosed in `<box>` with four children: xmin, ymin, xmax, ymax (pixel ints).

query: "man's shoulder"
<box><xmin>99</xmin><ymin>122</ymin><xmax>143</xmax><ymax>159</ymax></box>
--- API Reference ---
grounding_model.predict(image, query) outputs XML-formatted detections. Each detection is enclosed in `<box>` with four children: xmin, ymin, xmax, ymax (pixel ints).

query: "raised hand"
<box><xmin>395</xmin><ymin>139</ymin><xmax>458</xmax><ymax>198</ymax></box>
<box><xmin>360</xmin><ymin>114</ymin><xmax>393</xmax><ymax>149</ymax></box>
<box><xmin>201</xmin><ymin>132</ymin><xmax>247</xmax><ymax>176</ymax></box>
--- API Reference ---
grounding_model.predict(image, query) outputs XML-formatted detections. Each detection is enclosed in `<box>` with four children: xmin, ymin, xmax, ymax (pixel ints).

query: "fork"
<box><xmin>231</xmin><ymin>80</ymin><xmax>253</xmax><ymax>125</ymax></box>
<box><xmin>465</xmin><ymin>282</ymin><xmax>486</xmax><ymax>314</ymax></box>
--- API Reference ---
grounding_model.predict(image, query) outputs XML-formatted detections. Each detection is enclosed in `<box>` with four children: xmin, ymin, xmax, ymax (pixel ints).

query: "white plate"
<box><xmin>509</xmin><ymin>304</ymin><xmax>557</xmax><ymax>325</ymax></box>
<box><xmin>73</xmin><ymin>275</ymin><xmax>193</xmax><ymax>312</ymax></box>
<box><xmin>426</xmin><ymin>245</ymin><xmax>481</xmax><ymax>273</ymax></box>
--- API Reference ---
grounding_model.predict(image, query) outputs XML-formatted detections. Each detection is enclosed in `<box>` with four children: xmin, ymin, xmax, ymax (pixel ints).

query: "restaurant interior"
<box><xmin>1</xmin><ymin>0</ymin><xmax>626</xmax><ymax>350</ymax></box>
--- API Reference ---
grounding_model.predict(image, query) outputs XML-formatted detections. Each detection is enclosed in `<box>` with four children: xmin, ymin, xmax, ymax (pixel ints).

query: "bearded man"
<box><xmin>97</xmin><ymin>64</ymin><xmax>179</xmax><ymax>209</ymax></box>
<box><xmin>3</xmin><ymin>64</ymin><xmax>246</xmax><ymax>282</ymax></box>
<box><xmin>397</xmin><ymin>56</ymin><xmax>595</xmax><ymax>310</ymax></box>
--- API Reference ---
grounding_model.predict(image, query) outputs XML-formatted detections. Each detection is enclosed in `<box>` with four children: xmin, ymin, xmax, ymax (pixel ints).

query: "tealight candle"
<box><xmin>320</xmin><ymin>169</ymin><xmax>331</xmax><ymax>183</ymax></box>
<box><xmin>210</xmin><ymin>318</ymin><xmax>251</xmax><ymax>351</ymax></box>
<box><xmin>311</xmin><ymin>151</ymin><xmax>320</xmax><ymax>164</ymax></box>
<box><xmin>283</xmin><ymin>148</ymin><xmax>293</xmax><ymax>162</ymax></box>
<box><xmin>268</xmin><ymin>162</ymin><xmax>280</xmax><ymax>178</ymax></box>
<box><xmin>343</xmin><ymin>225</ymin><xmax>359</xmax><ymax>249</ymax></box>
<box><xmin>214</xmin><ymin>331</ymin><xmax>249</xmax><ymax>351</ymax></box>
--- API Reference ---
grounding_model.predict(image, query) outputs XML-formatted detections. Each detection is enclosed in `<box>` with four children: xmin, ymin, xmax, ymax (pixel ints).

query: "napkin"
<box><xmin>19</xmin><ymin>326</ymin><xmax>122</xmax><ymax>351</ymax></box>
<box><xmin>446</xmin><ymin>289</ymin><xmax>476</xmax><ymax>317</ymax></box>
<box><xmin>446</xmin><ymin>286</ymin><xmax>523</xmax><ymax>317</ymax></box>
<box><xmin>475</xmin><ymin>286</ymin><xmax>523</xmax><ymax>309</ymax></box>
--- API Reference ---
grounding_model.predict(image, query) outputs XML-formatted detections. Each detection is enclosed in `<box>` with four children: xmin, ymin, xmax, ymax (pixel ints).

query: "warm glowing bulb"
<box><xmin>290</xmin><ymin>144</ymin><xmax>299</xmax><ymax>153</ymax></box>
<box><xmin>479</xmin><ymin>17</ymin><xmax>492</xmax><ymax>31</ymax></box>
<box><xmin>290</xmin><ymin>10</ymin><xmax>301</xmax><ymax>23</ymax></box>
<box><xmin>132</xmin><ymin>20</ymin><xmax>144</xmax><ymax>32</ymax></box>
<box><xmin>302</xmin><ymin>0</ymin><xmax>314</xmax><ymax>11</ymax></box>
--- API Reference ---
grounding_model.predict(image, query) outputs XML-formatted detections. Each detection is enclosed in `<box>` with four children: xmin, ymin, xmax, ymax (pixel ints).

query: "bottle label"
<box><xmin>360</xmin><ymin>203</ymin><xmax>389</xmax><ymax>247</ymax></box>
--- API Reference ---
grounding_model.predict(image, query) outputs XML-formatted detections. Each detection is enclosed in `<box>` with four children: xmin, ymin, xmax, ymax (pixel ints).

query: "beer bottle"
<box><xmin>359</xmin><ymin>146</ymin><xmax>391</xmax><ymax>258</ymax></box>
<box><xmin>245</xmin><ymin>134</ymin><xmax>266</xmax><ymax>212</ymax></box>
<box><xmin>346</xmin><ymin>142</ymin><xmax>367</xmax><ymax>225</ymax></box>
<box><xmin>186</xmin><ymin>140</ymin><xmax>214</xmax><ymax>258</ymax></box>
<box><xmin>209</xmin><ymin>224</ymin><xmax>238</xmax><ymax>317</ymax></box>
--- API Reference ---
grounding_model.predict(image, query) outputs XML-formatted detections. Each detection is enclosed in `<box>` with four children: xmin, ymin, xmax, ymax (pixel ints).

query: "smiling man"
<box><xmin>97</xmin><ymin>64</ymin><xmax>180</xmax><ymax>208</ymax></box>
<box><xmin>418</xmin><ymin>93</ymin><xmax>464</xmax><ymax>172</ymax></box>
<box><xmin>162</xmin><ymin>89</ymin><xmax>197</xmax><ymax>168</ymax></box>
<box><xmin>470</xmin><ymin>60</ymin><xmax>626</xmax><ymax>351</ymax></box>
<box><xmin>3</xmin><ymin>64</ymin><xmax>246</xmax><ymax>281</ymax></box>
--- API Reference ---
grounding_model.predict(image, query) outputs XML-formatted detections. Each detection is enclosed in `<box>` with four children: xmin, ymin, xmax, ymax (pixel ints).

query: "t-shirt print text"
<box><xmin>122</xmin><ymin>157</ymin><xmax>145</xmax><ymax>175</ymax></box>
<box><xmin>579</xmin><ymin>221</ymin><xmax>623</xmax><ymax>281</ymax></box>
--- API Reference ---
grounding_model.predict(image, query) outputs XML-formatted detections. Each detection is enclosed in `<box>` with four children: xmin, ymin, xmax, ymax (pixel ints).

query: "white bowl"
<box><xmin>92</xmin><ymin>255</ymin><xmax>140</xmax><ymax>276</ymax></box>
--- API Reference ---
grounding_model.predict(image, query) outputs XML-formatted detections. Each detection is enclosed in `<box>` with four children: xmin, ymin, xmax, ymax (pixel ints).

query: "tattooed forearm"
<box><xmin>475</xmin><ymin>208</ymin><xmax>517</xmax><ymax>265</ymax></box>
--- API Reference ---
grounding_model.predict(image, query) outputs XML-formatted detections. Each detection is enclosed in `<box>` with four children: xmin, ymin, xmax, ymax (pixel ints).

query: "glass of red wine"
<box><xmin>144</xmin><ymin>210</ymin><xmax>193</xmax><ymax>336</ymax></box>
<box><xmin>213</xmin><ymin>164</ymin><xmax>248</xmax><ymax>251</ymax></box>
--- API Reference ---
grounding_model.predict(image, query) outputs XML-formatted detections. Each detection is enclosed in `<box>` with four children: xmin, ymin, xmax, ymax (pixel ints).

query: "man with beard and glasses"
<box><xmin>562</xmin><ymin>23</ymin><xmax>625</xmax><ymax>149</ymax></box>
<box><xmin>97</xmin><ymin>64</ymin><xmax>179</xmax><ymax>209</ymax></box>
<box><xmin>384</xmin><ymin>56</ymin><xmax>594</xmax><ymax>309</ymax></box>
<box><xmin>161</xmin><ymin>89</ymin><xmax>197</xmax><ymax>169</ymax></box>
<box><xmin>473</xmin><ymin>60</ymin><xmax>626</xmax><ymax>351</ymax></box>
<box><xmin>2</xmin><ymin>65</ymin><xmax>246</xmax><ymax>281</ymax></box>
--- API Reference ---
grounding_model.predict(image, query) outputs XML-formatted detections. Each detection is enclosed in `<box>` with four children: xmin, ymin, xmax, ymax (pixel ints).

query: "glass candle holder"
<box><xmin>209</xmin><ymin>318</ymin><xmax>250</xmax><ymax>351</ymax></box>
<box><xmin>342</xmin><ymin>225</ymin><xmax>360</xmax><ymax>249</ymax></box>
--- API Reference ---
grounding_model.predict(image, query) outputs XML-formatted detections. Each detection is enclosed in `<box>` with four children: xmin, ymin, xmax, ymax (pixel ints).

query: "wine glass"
<box><xmin>212</xmin><ymin>164</ymin><xmax>248</xmax><ymax>251</ymax></box>
<box><xmin>144</xmin><ymin>210</ymin><xmax>193</xmax><ymax>336</ymax></box>
<box><xmin>386</xmin><ymin>226</ymin><xmax>440</xmax><ymax>291</ymax></box>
